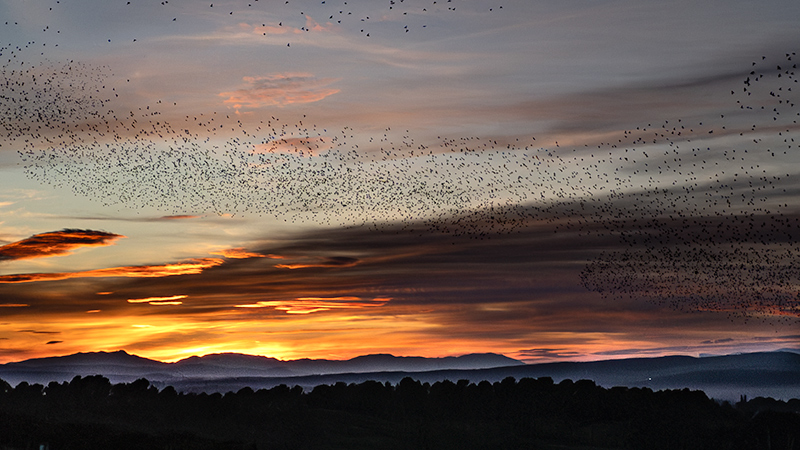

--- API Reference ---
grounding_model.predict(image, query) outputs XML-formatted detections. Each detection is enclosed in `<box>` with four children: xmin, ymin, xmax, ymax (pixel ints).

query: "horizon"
<box><xmin>1</xmin><ymin>0</ymin><xmax>800</xmax><ymax>365</ymax></box>
<box><xmin>4</xmin><ymin>348</ymin><xmax>521</xmax><ymax>364</ymax></box>
<box><xmin>4</xmin><ymin>347</ymin><xmax>799</xmax><ymax>366</ymax></box>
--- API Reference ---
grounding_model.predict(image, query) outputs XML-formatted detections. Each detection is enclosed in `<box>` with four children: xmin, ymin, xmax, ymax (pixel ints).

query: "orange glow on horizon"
<box><xmin>0</xmin><ymin>311</ymin><xmax>780</xmax><ymax>366</ymax></box>
<box><xmin>0</xmin><ymin>292</ymin><xmax>790</xmax><ymax>365</ymax></box>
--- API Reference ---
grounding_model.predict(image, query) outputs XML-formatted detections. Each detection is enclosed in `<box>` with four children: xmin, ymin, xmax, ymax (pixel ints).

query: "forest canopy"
<box><xmin>1</xmin><ymin>375</ymin><xmax>798</xmax><ymax>450</ymax></box>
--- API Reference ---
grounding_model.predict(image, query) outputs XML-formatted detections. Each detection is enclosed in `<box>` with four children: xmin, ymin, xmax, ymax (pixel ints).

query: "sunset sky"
<box><xmin>1</xmin><ymin>0</ymin><xmax>800</xmax><ymax>364</ymax></box>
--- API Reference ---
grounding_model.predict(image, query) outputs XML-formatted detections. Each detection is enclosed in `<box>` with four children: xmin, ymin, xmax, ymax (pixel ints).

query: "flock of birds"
<box><xmin>1</xmin><ymin>2</ymin><xmax>799</xmax><ymax>323</ymax></box>
<box><xmin>3</xmin><ymin>0</ymin><xmax>506</xmax><ymax>46</ymax></box>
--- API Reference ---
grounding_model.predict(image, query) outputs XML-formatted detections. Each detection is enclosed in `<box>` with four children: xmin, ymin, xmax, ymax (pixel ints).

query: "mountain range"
<box><xmin>1</xmin><ymin>350</ymin><xmax>799</xmax><ymax>401</ymax></box>
<box><xmin>0</xmin><ymin>351</ymin><xmax>521</xmax><ymax>385</ymax></box>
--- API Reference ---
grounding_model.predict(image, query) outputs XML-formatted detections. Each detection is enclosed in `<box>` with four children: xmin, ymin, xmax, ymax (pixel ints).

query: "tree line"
<box><xmin>1</xmin><ymin>375</ymin><xmax>798</xmax><ymax>450</ymax></box>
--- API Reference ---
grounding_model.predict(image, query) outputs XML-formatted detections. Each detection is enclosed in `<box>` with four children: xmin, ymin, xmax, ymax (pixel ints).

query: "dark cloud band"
<box><xmin>0</xmin><ymin>229</ymin><xmax>124</xmax><ymax>262</ymax></box>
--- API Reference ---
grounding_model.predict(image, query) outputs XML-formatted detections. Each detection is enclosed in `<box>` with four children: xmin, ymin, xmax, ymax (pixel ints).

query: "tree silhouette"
<box><xmin>0</xmin><ymin>375</ymin><xmax>798</xmax><ymax>449</ymax></box>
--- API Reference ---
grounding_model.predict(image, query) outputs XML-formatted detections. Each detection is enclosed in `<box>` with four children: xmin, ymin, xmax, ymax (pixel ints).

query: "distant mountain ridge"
<box><xmin>0</xmin><ymin>350</ymin><xmax>523</xmax><ymax>384</ymax></box>
<box><xmin>1</xmin><ymin>350</ymin><xmax>798</xmax><ymax>401</ymax></box>
<box><xmin>6</xmin><ymin>350</ymin><xmax>166</xmax><ymax>370</ymax></box>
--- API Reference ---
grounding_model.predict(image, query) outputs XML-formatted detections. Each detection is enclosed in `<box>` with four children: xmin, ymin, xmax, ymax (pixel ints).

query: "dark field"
<box><xmin>1</xmin><ymin>375</ymin><xmax>799</xmax><ymax>450</ymax></box>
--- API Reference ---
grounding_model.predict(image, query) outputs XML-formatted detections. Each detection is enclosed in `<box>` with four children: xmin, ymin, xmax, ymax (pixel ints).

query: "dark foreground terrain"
<box><xmin>1</xmin><ymin>375</ymin><xmax>798</xmax><ymax>450</ymax></box>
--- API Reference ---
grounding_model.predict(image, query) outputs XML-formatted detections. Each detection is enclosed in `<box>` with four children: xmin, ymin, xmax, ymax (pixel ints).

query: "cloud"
<box><xmin>589</xmin><ymin>336</ymin><xmax>800</xmax><ymax>359</ymax></box>
<box><xmin>1</xmin><ymin>210</ymin><xmax>795</xmax><ymax>362</ymax></box>
<box><xmin>701</xmin><ymin>338</ymin><xmax>734</xmax><ymax>344</ymax></box>
<box><xmin>0</xmin><ymin>258</ymin><xmax>224</xmax><ymax>284</ymax></box>
<box><xmin>128</xmin><ymin>295</ymin><xmax>188</xmax><ymax>306</ymax></box>
<box><xmin>220</xmin><ymin>73</ymin><xmax>340</xmax><ymax>109</ymax></box>
<box><xmin>65</xmin><ymin>215</ymin><xmax>200</xmax><ymax>222</ymax></box>
<box><xmin>251</xmin><ymin>137</ymin><xmax>333</xmax><ymax>157</ymax></box>
<box><xmin>159</xmin><ymin>215</ymin><xmax>200</xmax><ymax>221</ymax></box>
<box><xmin>0</xmin><ymin>303</ymin><xmax>29</xmax><ymax>308</ymax></box>
<box><xmin>516</xmin><ymin>348</ymin><xmax>581</xmax><ymax>361</ymax></box>
<box><xmin>751</xmin><ymin>334</ymin><xmax>800</xmax><ymax>342</ymax></box>
<box><xmin>252</xmin><ymin>23</ymin><xmax>295</xmax><ymax>36</ymax></box>
<box><xmin>235</xmin><ymin>296</ymin><xmax>389</xmax><ymax>314</ymax></box>
<box><xmin>210</xmin><ymin>248</ymin><xmax>266</xmax><ymax>259</ymax></box>
<box><xmin>45</xmin><ymin>341</ymin><xmax>63</xmax><ymax>345</ymax></box>
<box><xmin>275</xmin><ymin>256</ymin><xmax>359</xmax><ymax>269</ymax></box>
<box><xmin>252</xmin><ymin>16</ymin><xmax>336</xmax><ymax>36</ymax></box>
<box><xmin>592</xmin><ymin>346</ymin><xmax>697</xmax><ymax>357</ymax></box>
<box><xmin>0</xmin><ymin>229</ymin><xmax>124</xmax><ymax>262</ymax></box>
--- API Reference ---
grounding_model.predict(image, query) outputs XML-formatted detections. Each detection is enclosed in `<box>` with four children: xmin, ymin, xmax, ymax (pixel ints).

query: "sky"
<box><xmin>1</xmin><ymin>0</ymin><xmax>800</xmax><ymax>364</ymax></box>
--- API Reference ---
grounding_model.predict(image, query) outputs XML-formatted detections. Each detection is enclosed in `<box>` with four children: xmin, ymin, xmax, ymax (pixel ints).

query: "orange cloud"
<box><xmin>220</xmin><ymin>73</ymin><xmax>340</xmax><ymax>109</ymax></box>
<box><xmin>0</xmin><ymin>258</ymin><xmax>223</xmax><ymax>284</ymax></box>
<box><xmin>0</xmin><ymin>303</ymin><xmax>29</xmax><ymax>307</ymax></box>
<box><xmin>252</xmin><ymin>24</ymin><xmax>298</xmax><ymax>36</ymax></box>
<box><xmin>302</xmin><ymin>16</ymin><xmax>333</xmax><ymax>32</ymax></box>
<box><xmin>0</xmin><ymin>229</ymin><xmax>124</xmax><ymax>261</ymax></box>
<box><xmin>235</xmin><ymin>296</ymin><xmax>390</xmax><ymax>314</ymax></box>
<box><xmin>128</xmin><ymin>295</ymin><xmax>188</xmax><ymax>306</ymax></box>
<box><xmin>210</xmin><ymin>248</ymin><xmax>266</xmax><ymax>259</ymax></box>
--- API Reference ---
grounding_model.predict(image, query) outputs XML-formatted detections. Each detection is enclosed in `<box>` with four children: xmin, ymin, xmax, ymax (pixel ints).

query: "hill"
<box><xmin>1</xmin><ymin>350</ymin><xmax>798</xmax><ymax>401</ymax></box>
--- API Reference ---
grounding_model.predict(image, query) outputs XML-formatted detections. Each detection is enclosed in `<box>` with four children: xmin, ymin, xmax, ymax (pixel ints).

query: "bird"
<box><xmin>2</xmin><ymin>2</ymin><xmax>798</xmax><ymax>325</ymax></box>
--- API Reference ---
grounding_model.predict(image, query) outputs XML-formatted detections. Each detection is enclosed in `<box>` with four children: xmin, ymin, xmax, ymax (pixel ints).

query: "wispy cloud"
<box><xmin>701</xmin><ymin>338</ymin><xmax>735</xmax><ymax>344</ymax></box>
<box><xmin>588</xmin><ymin>335</ymin><xmax>800</xmax><ymax>359</ymax></box>
<box><xmin>159</xmin><ymin>215</ymin><xmax>200</xmax><ymax>221</ymax></box>
<box><xmin>751</xmin><ymin>334</ymin><xmax>800</xmax><ymax>343</ymax></box>
<box><xmin>128</xmin><ymin>295</ymin><xmax>188</xmax><ymax>306</ymax></box>
<box><xmin>235</xmin><ymin>296</ymin><xmax>389</xmax><ymax>314</ymax></box>
<box><xmin>0</xmin><ymin>229</ymin><xmax>124</xmax><ymax>262</ymax></box>
<box><xmin>210</xmin><ymin>248</ymin><xmax>266</xmax><ymax>259</ymax></box>
<box><xmin>275</xmin><ymin>256</ymin><xmax>359</xmax><ymax>269</ymax></box>
<box><xmin>220</xmin><ymin>73</ymin><xmax>340</xmax><ymax>109</ymax></box>
<box><xmin>0</xmin><ymin>258</ymin><xmax>223</xmax><ymax>284</ymax></box>
<box><xmin>65</xmin><ymin>215</ymin><xmax>200</xmax><ymax>222</ymax></box>
<box><xmin>251</xmin><ymin>137</ymin><xmax>333</xmax><ymax>157</ymax></box>
<box><xmin>252</xmin><ymin>16</ymin><xmax>337</xmax><ymax>36</ymax></box>
<box><xmin>516</xmin><ymin>348</ymin><xmax>581</xmax><ymax>361</ymax></box>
